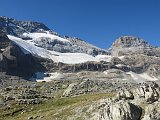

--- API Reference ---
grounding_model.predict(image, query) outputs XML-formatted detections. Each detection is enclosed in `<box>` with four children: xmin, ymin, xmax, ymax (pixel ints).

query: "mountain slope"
<box><xmin>8</xmin><ymin>35</ymin><xmax>98</xmax><ymax>64</ymax></box>
<box><xmin>1</xmin><ymin>16</ymin><xmax>160</xmax><ymax>82</ymax></box>
<box><xmin>0</xmin><ymin>16</ymin><xmax>108</xmax><ymax>56</ymax></box>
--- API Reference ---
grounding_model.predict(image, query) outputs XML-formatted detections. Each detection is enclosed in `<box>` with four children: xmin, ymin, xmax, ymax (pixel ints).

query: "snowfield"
<box><xmin>7</xmin><ymin>34</ymin><xmax>159</xmax><ymax>82</ymax></box>
<box><xmin>30</xmin><ymin>72</ymin><xmax>62</xmax><ymax>82</ymax></box>
<box><xmin>8</xmin><ymin>35</ymin><xmax>111</xmax><ymax>64</ymax></box>
<box><xmin>127</xmin><ymin>71</ymin><xmax>158</xmax><ymax>82</ymax></box>
<box><xmin>23</xmin><ymin>32</ymin><xmax>70</xmax><ymax>43</ymax></box>
<box><xmin>95</xmin><ymin>55</ymin><xmax>112</xmax><ymax>62</ymax></box>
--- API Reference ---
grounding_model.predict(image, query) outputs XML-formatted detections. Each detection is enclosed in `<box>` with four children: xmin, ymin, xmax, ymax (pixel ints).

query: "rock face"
<box><xmin>116</xmin><ymin>82</ymin><xmax>159</xmax><ymax>103</ymax></box>
<box><xmin>116</xmin><ymin>90</ymin><xmax>134</xmax><ymax>100</ymax></box>
<box><xmin>91</xmin><ymin>82</ymin><xmax>160</xmax><ymax>120</ymax></box>
<box><xmin>112</xmin><ymin>36</ymin><xmax>150</xmax><ymax>48</ymax></box>
<box><xmin>0</xmin><ymin>16</ymin><xmax>50</xmax><ymax>37</ymax></box>
<box><xmin>110</xmin><ymin>36</ymin><xmax>160</xmax><ymax>57</ymax></box>
<box><xmin>92</xmin><ymin>99</ymin><xmax>141</xmax><ymax>120</ymax></box>
<box><xmin>58</xmin><ymin>61</ymin><xmax>113</xmax><ymax>73</ymax></box>
<box><xmin>33</xmin><ymin>36</ymin><xmax>108</xmax><ymax>56</ymax></box>
<box><xmin>0</xmin><ymin>31</ymin><xmax>45</xmax><ymax>78</ymax></box>
<box><xmin>142</xmin><ymin>102</ymin><xmax>160</xmax><ymax>120</ymax></box>
<box><xmin>62</xmin><ymin>83</ymin><xmax>78</xmax><ymax>97</ymax></box>
<box><xmin>134</xmin><ymin>82</ymin><xmax>159</xmax><ymax>103</ymax></box>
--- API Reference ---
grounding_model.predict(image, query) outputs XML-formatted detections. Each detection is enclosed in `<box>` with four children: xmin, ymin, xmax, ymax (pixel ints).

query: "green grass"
<box><xmin>0</xmin><ymin>92</ymin><xmax>115</xmax><ymax>120</ymax></box>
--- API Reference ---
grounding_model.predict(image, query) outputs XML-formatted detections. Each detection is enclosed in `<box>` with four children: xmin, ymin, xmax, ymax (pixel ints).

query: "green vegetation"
<box><xmin>0</xmin><ymin>92</ymin><xmax>115</xmax><ymax>120</ymax></box>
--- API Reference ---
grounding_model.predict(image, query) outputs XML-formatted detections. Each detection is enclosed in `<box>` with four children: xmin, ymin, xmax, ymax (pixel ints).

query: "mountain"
<box><xmin>110</xmin><ymin>36</ymin><xmax>160</xmax><ymax>57</ymax></box>
<box><xmin>1</xmin><ymin>16</ymin><xmax>160</xmax><ymax>82</ymax></box>
<box><xmin>0</xmin><ymin>16</ymin><xmax>108</xmax><ymax>56</ymax></box>
<box><xmin>1</xmin><ymin>16</ymin><xmax>160</xmax><ymax>120</ymax></box>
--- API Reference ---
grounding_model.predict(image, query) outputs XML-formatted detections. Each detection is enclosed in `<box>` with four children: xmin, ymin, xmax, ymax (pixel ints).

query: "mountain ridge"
<box><xmin>0</xmin><ymin>16</ymin><xmax>108</xmax><ymax>56</ymax></box>
<box><xmin>1</xmin><ymin>16</ymin><xmax>160</xmax><ymax>82</ymax></box>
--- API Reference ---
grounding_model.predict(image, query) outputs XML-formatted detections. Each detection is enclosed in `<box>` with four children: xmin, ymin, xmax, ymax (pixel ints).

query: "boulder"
<box><xmin>62</xmin><ymin>83</ymin><xmax>78</xmax><ymax>97</ymax></box>
<box><xmin>116</xmin><ymin>89</ymin><xmax>134</xmax><ymax>100</ymax></box>
<box><xmin>92</xmin><ymin>100</ymin><xmax>141</xmax><ymax>120</ymax></box>
<box><xmin>142</xmin><ymin>102</ymin><xmax>160</xmax><ymax>120</ymax></box>
<box><xmin>134</xmin><ymin>83</ymin><xmax>159</xmax><ymax>103</ymax></box>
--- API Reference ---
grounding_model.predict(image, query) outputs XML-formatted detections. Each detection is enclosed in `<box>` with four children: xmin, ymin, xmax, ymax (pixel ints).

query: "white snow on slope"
<box><xmin>95</xmin><ymin>55</ymin><xmax>112</xmax><ymax>62</ymax></box>
<box><xmin>23</xmin><ymin>32</ymin><xmax>70</xmax><ymax>43</ymax></box>
<box><xmin>127</xmin><ymin>71</ymin><xmax>158</xmax><ymax>82</ymax></box>
<box><xmin>29</xmin><ymin>72</ymin><xmax>62</xmax><ymax>82</ymax></box>
<box><xmin>8</xmin><ymin>35</ymin><xmax>104</xmax><ymax>64</ymax></box>
<box><xmin>8</xmin><ymin>35</ymin><xmax>53</xmax><ymax>58</ymax></box>
<box><xmin>32</xmin><ymin>72</ymin><xmax>62</xmax><ymax>82</ymax></box>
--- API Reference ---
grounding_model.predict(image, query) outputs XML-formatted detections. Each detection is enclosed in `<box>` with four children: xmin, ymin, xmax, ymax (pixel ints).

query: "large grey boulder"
<box><xmin>134</xmin><ymin>83</ymin><xmax>159</xmax><ymax>103</ymax></box>
<box><xmin>142</xmin><ymin>102</ymin><xmax>160</xmax><ymax>120</ymax></box>
<box><xmin>116</xmin><ymin>90</ymin><xmax>134</xmax><ymax>100</ymax></box>
<box><xmin>92</xmin><ymin>100</ymin><xmax>141</xmax><ymax>120</ymax></box>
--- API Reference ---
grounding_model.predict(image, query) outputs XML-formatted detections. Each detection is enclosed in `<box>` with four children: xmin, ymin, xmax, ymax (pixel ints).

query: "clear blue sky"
<box><xmin>0</xmin><ymin>0</ymin><xmax>160</xmax><ymax>49</ymax></box>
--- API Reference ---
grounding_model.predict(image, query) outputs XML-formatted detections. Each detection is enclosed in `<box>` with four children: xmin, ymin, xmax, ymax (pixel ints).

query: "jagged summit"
<box><xmin>112</xmin><ymin>36</ymin><xmax>150</xmax><ymax>48</ymax></box>
<box><xmin>0</xmin><ymin>16</ymin><xmax>52</xmax><ymax>37</ymax></box>
<box><xmin>109</xmin><ymin>36</ymin><xmax>160</xmax><ymax>57</ymax></box>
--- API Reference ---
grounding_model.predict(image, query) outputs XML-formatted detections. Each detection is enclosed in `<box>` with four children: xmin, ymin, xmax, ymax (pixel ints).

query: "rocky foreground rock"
<box><xmin>89</xmin><ymin>82</ymin><xmax>160</xmax><ymax>120</ymax></box>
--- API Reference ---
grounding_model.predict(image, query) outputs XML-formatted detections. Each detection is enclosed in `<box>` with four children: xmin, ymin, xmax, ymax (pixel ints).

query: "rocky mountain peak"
<box><xmin>0</xmin><ymin>16</ymin><xmax>108</xmax><ymax>56</ymax></box>
<box><xmin>112</xmin><ymin>36</ymin><xmax>150</xmax><ymax>48</ymax></box>
<box><xmin>0</xmin><ymin>16</ymin><xmax>51</xmax><ymax>37</ymax></box>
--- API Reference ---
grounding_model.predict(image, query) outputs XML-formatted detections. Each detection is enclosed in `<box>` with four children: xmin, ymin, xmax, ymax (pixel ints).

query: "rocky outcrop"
<box><xmin>62</xmin><ymin>83</ymin><xmax>77</xmax><ymax>97</ymax></box>
<box><xmin>134</xmin><ymin>82</ymin><xmax>159</xmax><ymax>103</ymax></box>
<box><xmin>146</xmin><ymin>64</ymin><xmax>160</xmax><ymax>79</ymax></box>
<box><xmin>0</xmin><ymin>16</ymin><xmax>51</xmax><ymax>37</ymax></box>
<box><xmin>112</xmin><ymin>36</ymin><xmax>150</xmax><ymax>48</ymax></box>
<box><xmin>90</xmin><ymin>82</ymin><xmax>160</xmax><ymax>120</ymax></box>
<box><xmin>110</xmin><ymin>57</ymin><xmax>124</xmax><ymax>65</ymax></box>
<box><xmin>116</xmin><ymin>90</ymin><xmax>134</xmax><ymax>100</ymax></box>
<box><xmin>58</xmin><ymin>61</ymin><xmax>113</xmax><ymax>73</ymax></box>
<box><xmin>92</xmin><ymin>99</ymin><xmax>141</xmax><ymax>120</ymax></box>
<box><xmin>34</xmin><ymin>36</ymin><xmax>108</xmax><ymax>56</ymax></box>
<box><xmin>116</xmin><ymin>82</ymin><xmax>159</xmax><ymax>103</ymax></box>
<box><xmin>142</xmin><ymin>102</ymin><xmax>160</xmax><ymax>120</ymax></box>
<box><xmin>0</xmin><ymin>32</ymin><xmax>11</xmax><ymax>49</ymax></box>
<box><xmin>110</xmin><ymin>36</ymin><xmax>160</xmax><ymax>57</ymax></box>
<box><xmin>120</xmin><ymin>54</ymin><xmax>160</xmax><ymax>73</ymax></box>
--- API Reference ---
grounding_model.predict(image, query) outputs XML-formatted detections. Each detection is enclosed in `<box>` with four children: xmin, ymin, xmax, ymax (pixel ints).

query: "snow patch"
<box><xmin>118</xmin><ymin>56</ymin><xmax>125</xmax><ymax>59</ymax></box>
<box><xmin>30</xmin><ymin>72</ymin><xmax>62</xmax><ymax>82</ymax></box>
<box><xmin>23</xmin><ymin>32</ymin><xmax>70</xmax><ymax>43</ymax></box>
<box><xmin>95</xmin><ymin>55</ymin><xmax>112</xmax><ymax>62</ymax></box>
<box><xmin>127</xmin><ymin>71</ymin><xmax>158</xmax><ymax>82</ymax></box>
<box><xmin>37</xmin><ymin>72</ymin><xmax>61</xmax><ymax>82</ymax></box>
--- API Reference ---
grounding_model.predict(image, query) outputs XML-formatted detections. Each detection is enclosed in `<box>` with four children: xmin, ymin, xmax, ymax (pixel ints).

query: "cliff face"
<box><xmin>0</xmin><ymin>31</ymin><xmax>45</xmax><ymax>78</ymax></box>
<box><xmin>112</xmin><ymin>36</ymin><xmax>150</xmax><ymax>48</ymax></box>
<box><xmin>110</xmin><ymin>36</ymin><xmax>160</xmax><ymax>57</ymax></box>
